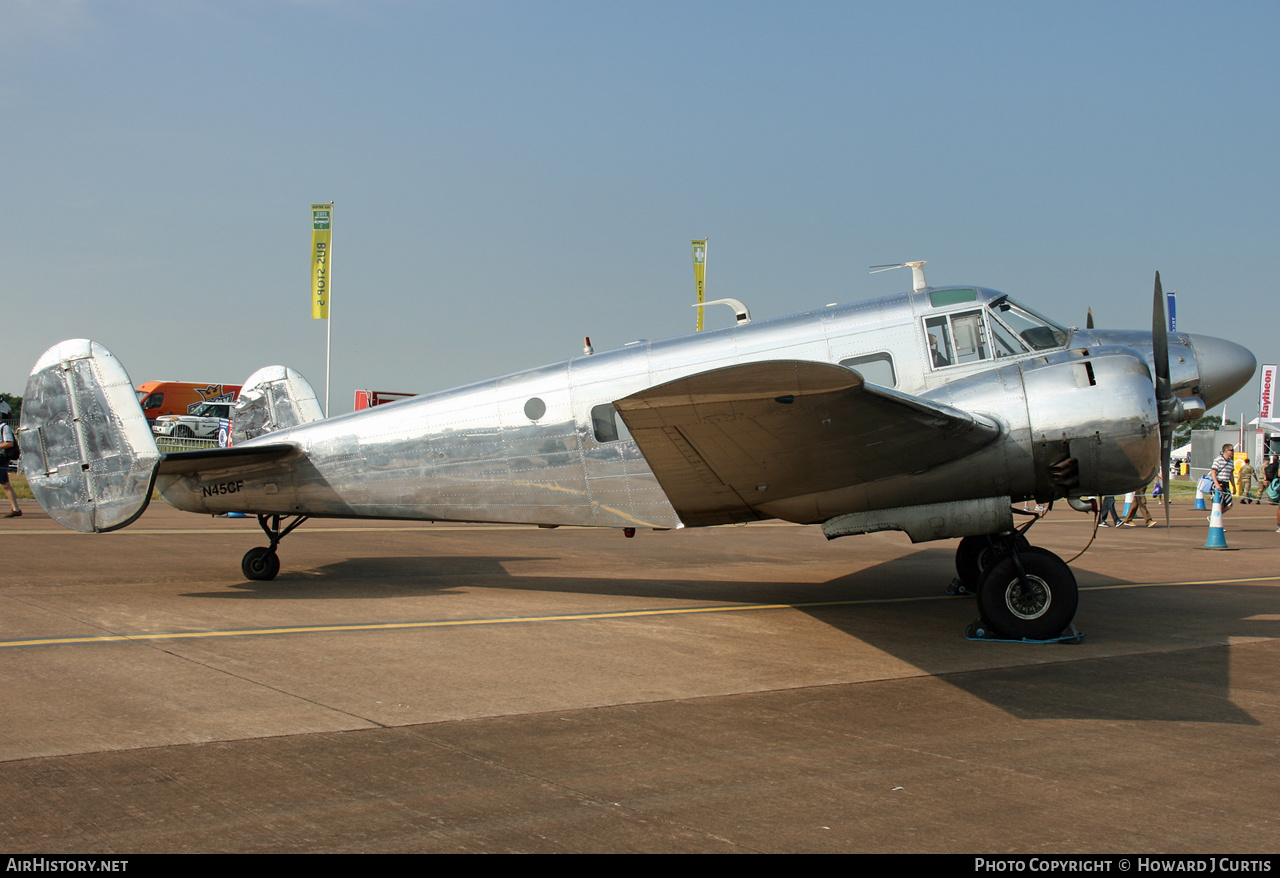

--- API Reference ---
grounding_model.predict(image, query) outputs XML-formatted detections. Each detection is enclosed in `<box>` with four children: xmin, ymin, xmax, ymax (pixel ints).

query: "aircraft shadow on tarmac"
<box><xmin>181</xmin><ymin>544</ymin><xmax>1277</xmax><ymax>726</ymax></box>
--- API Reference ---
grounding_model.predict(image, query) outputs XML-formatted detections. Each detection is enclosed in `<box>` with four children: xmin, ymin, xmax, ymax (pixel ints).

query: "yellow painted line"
<box><xmin>1080</xmin><ymin>574</ymin><xmax>1280</xmax><ymax>590</ymax></box>
<box><xmin>4</xmin><ymin>574</ymin><xmax>1279</xmax><ymax>651</ymax></box>
<box><xmin>0</xmin><ymin>604</ymin><xmax>799</xmax><ymax>649</ymax></box>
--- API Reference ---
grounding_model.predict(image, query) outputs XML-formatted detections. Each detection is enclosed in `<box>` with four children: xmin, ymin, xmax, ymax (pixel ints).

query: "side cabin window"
<box><xmin>839</xmin><ymin>353</ymin><xmax>896</xmax><ymax>388</ymax></box>
<box><xmin>591</xmin><ymin>403</ymin><xmax>633</xmax><ymax>443</ymax></box>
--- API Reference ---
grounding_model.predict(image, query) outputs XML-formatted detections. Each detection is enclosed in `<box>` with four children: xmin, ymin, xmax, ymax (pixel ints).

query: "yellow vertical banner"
<box><xmin>311</xmin><ymin>204</ymin><xmax>332</xmax><ymax>319</ymax></box>
<box><xmin>691</xmin><ymin>239</ymin><xmax>707</xmax><ymax>331</ymax></box>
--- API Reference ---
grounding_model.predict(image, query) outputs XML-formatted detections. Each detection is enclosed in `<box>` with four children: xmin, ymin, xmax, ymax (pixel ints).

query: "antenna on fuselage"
<box><xmin>870</xmin><ymin>260</ymin><xmax>928</xmax><ymax>292</ymax></box>
<box><xmin>693</xmin><ymin>298</ymin><xmax>751</xmax><ymax>325</ymax></box>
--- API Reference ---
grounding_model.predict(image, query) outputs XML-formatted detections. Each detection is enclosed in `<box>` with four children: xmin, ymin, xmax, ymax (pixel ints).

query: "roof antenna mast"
<box><xmin>870</xmin><ymin>260</ymin><xmax>928</xmax><ymax>292</ymax></box>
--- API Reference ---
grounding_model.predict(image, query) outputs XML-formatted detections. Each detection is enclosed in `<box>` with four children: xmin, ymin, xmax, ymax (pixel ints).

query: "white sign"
<box><xmin>1261</xmin><ymin>364</ymin><xmax>1277</xmax><ymax>420</ymax></box>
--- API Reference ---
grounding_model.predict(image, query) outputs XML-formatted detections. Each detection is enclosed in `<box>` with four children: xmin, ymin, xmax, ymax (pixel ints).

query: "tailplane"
<box><xmin>19</xmin><ymin>340</ymin><xmax>160</xmax><ymax>532</ymax></box>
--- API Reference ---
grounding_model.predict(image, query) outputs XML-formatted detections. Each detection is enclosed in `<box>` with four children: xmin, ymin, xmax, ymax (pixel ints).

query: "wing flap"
<box><xmin>614</xmin><ymin>360</ymin><xmax>1002</xmax><ymax>526</ymax></box>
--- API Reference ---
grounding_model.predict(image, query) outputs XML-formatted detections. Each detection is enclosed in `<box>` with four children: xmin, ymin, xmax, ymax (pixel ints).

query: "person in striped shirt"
<box><xmin>1210</xmin><ymin>445</ymin><xmax>1235</xmax><ymax>513</ymax></box>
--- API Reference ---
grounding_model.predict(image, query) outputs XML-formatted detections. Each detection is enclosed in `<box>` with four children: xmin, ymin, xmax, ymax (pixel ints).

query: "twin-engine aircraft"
<box><xmin>18</xmin><ymin>265</ymin><xmax>1254</xmax><ymax>641</ymax></box>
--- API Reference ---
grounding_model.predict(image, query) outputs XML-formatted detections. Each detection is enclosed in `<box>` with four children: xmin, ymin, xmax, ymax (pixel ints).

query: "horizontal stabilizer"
<box><xmin>614</xmin><ymin>359</ymin><xmax>1002</xmax><ymax>526</ymax></box>
<box><xmin>232</xmin><ymin>365</ymin><xmax>324</xmax><ymax>443</ymax></box>
<box><xmin>156</xmin><ymin>443</ymin><xmax>298</xmax><ymax>476</ymax></box>
<box><xmin>19</xmin><ymin>340</ymin><xmax>160</xmax><ymax>533</ymax></box>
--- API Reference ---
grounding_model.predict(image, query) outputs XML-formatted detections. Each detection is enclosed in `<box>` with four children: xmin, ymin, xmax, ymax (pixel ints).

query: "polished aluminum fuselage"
<box><xmin>154</xmin><ymin>286</ymin><xmax>1209</xmax><ymax>532</ymax></box>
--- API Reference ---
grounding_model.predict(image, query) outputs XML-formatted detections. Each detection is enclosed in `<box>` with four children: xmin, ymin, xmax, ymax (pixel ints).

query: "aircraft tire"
<box><xmin>242</xmin><ymin>546</ymin><xmax>280</xmax><ymax>581</ymax></box>
<box><xmin>955</xmin><ymin>534</ymin><xmax>1030</xmax><ymax>588</ymax></box>
<box><xmin>977</xmin><ymin>547</ymin><xmax>1077</xmax><ymax>641</ymax></box>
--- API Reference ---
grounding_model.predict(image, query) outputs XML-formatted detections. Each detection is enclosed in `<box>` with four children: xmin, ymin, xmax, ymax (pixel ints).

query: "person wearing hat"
<box><xmin>0</xmin><ymin>402</ymin><xmax>20</xmax><ymax>517</ymax></box>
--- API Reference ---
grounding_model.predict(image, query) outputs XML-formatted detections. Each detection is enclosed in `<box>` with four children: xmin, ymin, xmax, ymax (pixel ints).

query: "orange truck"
<box><xmin>135</xmin><ymin>381</ymin><xmax>243</xmax><ymax>420</ymax></box>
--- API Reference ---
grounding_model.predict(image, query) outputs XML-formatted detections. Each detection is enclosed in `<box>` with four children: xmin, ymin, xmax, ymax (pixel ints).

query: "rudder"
<box><xmin>19</xmin><ymin>339</ymin><xmax>160</xmax><ymax>532</ymax></box>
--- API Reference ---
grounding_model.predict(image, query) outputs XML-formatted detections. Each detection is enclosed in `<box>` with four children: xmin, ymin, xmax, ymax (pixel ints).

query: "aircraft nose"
<box><xmin>1188</xmin><ymin>334</ymin><xmax>1256</xmax><ymax>408</ymax></box>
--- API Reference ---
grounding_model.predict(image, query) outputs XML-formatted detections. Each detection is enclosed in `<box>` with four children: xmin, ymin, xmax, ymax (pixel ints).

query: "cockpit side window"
<box><xmin>926</xmin><ymin>310</ymin><xmax>990</xmax><ymax>368</ymax></box>
<box><xmin>950</xmin><ymin>311</ymin><xmax>988</xmax><ymax>362</ymax></box>
<box><xmin>925</xmin><ymin>317</ymin><xmax>954</xmax><ymax>368</ymax></box>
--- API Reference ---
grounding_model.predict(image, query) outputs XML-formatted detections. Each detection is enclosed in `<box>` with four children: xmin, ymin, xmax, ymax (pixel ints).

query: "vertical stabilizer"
<box><xmin>20</xmin><ymin>340</ymin><xmax>160</xmax><ymax>532</ymax></box>
<box><xmin>232</xmin><ymin>365</ymin><xmax>324</xmax><ymax>443</ymax></box>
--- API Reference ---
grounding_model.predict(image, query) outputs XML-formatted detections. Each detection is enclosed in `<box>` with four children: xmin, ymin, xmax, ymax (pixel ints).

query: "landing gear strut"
<box><xmin>241</xmin><ymin>514</ymin><xmax>309</xmax><ymax>581</ymax></box>
<box><xmin>952</xmin><ymin>533</ymin><xmax>1030</xmax><ymax>593</ymax></box>
<box><xmin>952</xmin><ymin>516</ymin><xmax>1080</xmax><ymax>642</ymax></box>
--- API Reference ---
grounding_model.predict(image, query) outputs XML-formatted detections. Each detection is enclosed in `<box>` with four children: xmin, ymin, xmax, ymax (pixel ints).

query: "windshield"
<box><xmin>189</xmin><ymin>403</ymin><xmax>230</xmax><ymax>418</ymax></box>
<box><xmin>988</xmin><ymin>296</ymin><xmax>1070</xmax><ymax>350</ymax></box>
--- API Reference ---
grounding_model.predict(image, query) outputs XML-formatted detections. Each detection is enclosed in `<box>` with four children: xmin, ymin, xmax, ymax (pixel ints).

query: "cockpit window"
<box><xmin>989</xmin><ymin>296</ymin><xmax>1069</xmax><ymax>351</ymax></box>
<box><xmin>927</xmin><ymin>310</ymin><xmax>990</xmax><ymax>367</ymax></box>
<box><xmin>986</xmin><ymin>316</ymin><xmax>1026</xmax><ymax>357</ymax></box>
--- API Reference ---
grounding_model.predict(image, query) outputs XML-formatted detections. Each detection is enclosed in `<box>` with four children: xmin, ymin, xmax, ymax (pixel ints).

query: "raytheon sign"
<box><xmin>1261</xmin><ymin>364</ymin><xmax>1277</xmax><ymax>420</ymax></box>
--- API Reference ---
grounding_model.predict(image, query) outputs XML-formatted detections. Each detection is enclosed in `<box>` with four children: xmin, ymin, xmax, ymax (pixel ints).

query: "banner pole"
<box><xmin>310</xmin><ymin>202</ymin><xmax>334</xmax><ymax>417</ymax></box>
<box><xmin>326</xmin><ymin>202</ymin><xmax>333</xmax><ymax>417</ymax></box>
<box><xmin>691</xmin><ymin>239</ymin><xmax>707</xmax><ymax>331</ymax></box>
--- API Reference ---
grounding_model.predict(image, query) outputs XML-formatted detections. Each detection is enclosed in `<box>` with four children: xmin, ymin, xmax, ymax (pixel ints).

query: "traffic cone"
<box><xmin>1194</xmin><ymin>483</ymin><xmax>1207</xmax><ymax>510</ymax></box>
<box><xmin>1204</xmin><ymin>490</ymin><xmax>1228</xmax><ymax>549</ymax></box>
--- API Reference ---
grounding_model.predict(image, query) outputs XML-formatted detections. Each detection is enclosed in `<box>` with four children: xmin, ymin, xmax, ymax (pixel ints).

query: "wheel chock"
<box><xmin>965</xmin><ymin>620</ymin><xmax>1084</xmax><ymax>645</ymax></box>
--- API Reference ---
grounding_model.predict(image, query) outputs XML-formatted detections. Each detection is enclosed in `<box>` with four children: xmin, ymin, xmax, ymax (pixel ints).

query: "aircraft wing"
<box><xmin>614</xmin><ymin>360</ymin><xmax>1002</xmax><ymax>526</ymax></box>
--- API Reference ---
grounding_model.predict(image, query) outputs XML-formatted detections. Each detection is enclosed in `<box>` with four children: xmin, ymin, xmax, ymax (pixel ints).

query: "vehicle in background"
<box><xmin>151</xmin><ymin>401</ymin><xmax>234</xmax><ymax>439</ymax></box>
<box><xmin>136</xmin><ymin>381</ymin><xmax>242</xmax><ymax>420</ymax></box>
<box><xmin>354</xmin><ymin>390</ymin><xmax>416</xmax><ymax>410</ymax></box>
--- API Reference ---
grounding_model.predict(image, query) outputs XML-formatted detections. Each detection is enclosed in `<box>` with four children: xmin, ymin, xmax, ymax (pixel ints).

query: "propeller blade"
<box><xmin>1086</xmin><ymin>307</ymin><xmax>1094</xmax><ymax>330</ymax></box>
<box><xmin>1152</xmin><ymin>271</ymin><xmax>1174</xmax><ymax>528</ymax></box>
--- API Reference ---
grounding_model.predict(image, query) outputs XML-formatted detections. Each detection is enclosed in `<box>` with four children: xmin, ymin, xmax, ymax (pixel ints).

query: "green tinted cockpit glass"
<box><xmin>929</xmin><ymin>288</ymin><xmax>978</xmax><ymax>308</ymax></box>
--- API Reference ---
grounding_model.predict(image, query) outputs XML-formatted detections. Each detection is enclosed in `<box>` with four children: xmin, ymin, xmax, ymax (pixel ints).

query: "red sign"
<box><xmin>355</xmin><ymin>390</ymin><xmax>416</xmax><ymax>411</ymax></box>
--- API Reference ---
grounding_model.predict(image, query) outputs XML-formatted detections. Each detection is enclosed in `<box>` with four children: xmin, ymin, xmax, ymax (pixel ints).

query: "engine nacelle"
<box><xmin>1022</xmin><ymin>346</ymin><xmax>1159</xmax><ymax>498</ymax></box>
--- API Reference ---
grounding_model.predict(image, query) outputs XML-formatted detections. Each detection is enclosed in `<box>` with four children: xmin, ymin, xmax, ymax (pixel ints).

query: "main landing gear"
<box><xmin>241</xmin><ymin>514</ymin><xmax>309</xmax><ymax>581</ymax></box>
<box><xmin>951</xmin><ymin>522</ymin><xmax>1080</xmax><ymax>642</ymax></box>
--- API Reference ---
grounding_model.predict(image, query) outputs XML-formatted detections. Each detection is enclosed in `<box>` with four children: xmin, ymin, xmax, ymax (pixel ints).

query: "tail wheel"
<box><xmin>242</xmin><ymin>546</ymin><xmax>280</xmax><ymax>581</ymax></box>
<box><xmin>977</xmin><ymin>547</ymin><xmax>1077</xmax><ymax>640</ymax></box>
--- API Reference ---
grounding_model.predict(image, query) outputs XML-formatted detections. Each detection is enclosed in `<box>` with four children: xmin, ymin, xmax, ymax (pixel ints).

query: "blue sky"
<box><xmin>3</xmin><ymin>0</ymin><xmax>1277</xmax><ymax>419</ymax></box>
